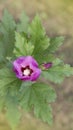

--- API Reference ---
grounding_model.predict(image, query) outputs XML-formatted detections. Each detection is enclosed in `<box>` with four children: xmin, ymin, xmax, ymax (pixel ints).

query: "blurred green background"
<box><xmin>0</xmin><ymin>0</ymin><xmax>73</xmax><ymax>130</ymax></box>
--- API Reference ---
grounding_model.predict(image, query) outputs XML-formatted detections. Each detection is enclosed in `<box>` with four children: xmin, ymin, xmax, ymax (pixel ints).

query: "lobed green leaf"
<box><xmin>29</xmin><ymin>15</ymin><xmax>50</xmax><ymax>57</ymax></box>
<box><xmin>14</xmin><ymin>32</ymin><xmax>34</xmax><ymax>57</ymax></box>
<box><xmin>5</xmin><ymin>95</ymin><xmax>21</xmax><ymax>130</ymax></box>
<box><xmin>0</xmin><ymin>67</ymin><xmax>22</xmax><ymax>96</ymax></box>
<box><xmin>34</xmin><ymin>104</ymin><xmax>53</xmax><ymax>125</ymax></box>
<box><xmin>42</xmin><ymin>64</ymin><xmax>73</xmax><ymax>84</ymax></box>
<box><xmin>17</xmin><ymin>11</ymin><xmax>29</xmax><ymax>33</ymax></box>
<box><xmin>44</xmin><ymin>36</ymin><xmax>64</xmax><ymax>54</ymax></box>
<box><xmin>19</xmin><ymin>82</ymin><xmax>56</xmax><ymax>125</ymax></box>
<box><xmin>0</xmin><ymin>10</ymin><xmax>16</xmax><ymax>59</ymax></box>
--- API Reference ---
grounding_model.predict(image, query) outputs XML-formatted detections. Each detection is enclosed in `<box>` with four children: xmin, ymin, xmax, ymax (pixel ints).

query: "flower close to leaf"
<box><xmin>13</xmin><ymin>56</ymin><xmax>41</xmax><ymax>81</ymax></box>
<box><xmin>41</xmin><ymin>62</ymin><xmax>52</xmax><ymax>70</ymax></box>
<box><xmin>43</xmin><ymin>62</ymin><xmax>52</xmax><ymax>69</ymax></box>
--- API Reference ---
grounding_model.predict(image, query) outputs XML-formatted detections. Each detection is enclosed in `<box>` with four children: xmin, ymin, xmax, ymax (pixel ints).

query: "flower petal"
<box><xmin>30</xmin><ymin>68</ymin><xmax>41</xmax><ymax>81</ymax></box>
<box><xmin>21</xmin><ymin>56</ymin><xmax>38</xmax><ymax>68</ymax></box>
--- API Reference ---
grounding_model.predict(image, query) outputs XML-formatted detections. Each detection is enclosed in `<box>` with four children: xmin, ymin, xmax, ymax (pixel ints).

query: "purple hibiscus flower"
<box><xmin>13</xmin><ymin>56</ymin><xmax>41</xmax><ymax>81</ymax></box>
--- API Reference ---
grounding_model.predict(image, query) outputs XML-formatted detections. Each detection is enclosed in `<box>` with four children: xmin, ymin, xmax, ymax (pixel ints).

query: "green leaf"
<box><xmin>34</xmin><ymin>104</ymin><xmax>53</xmax><ymax>125</ymax></box>
<box><xmin>42</xmin><ymin>64</ymin><xmax>73</xmax><ymax>84</ymax></box>
<box><xmin>19</xmin><ymin>82</ymin><xmax>56</xmax><ymax>124</ymax></box>
<box><xmin>35</xmin><ymin>54</ymin><xmax>55</xmax><ymax>65</ymax></box>
<box><xmin>19</xmin><ymin>82</ymin><xmax>33</xmax><ymax>111</ymax></box>
<box><xmin>14</xmin><ymin>32</ymin><xmax>34</xmax><ymax>57</ymax></box>
<box><xmin>3</xmin><ymin>31</ymin><xmax>15</xmax><ymax>57</ymax></box>
<box><xmin>5</xmin><ymin>95</ymin><xmax>21</xmax><ymax>130</ymax></box>
<box><xmin>45</xmin><ymin>36</ymin><xmax>64</xmax><ymax>54</ymax></box>
<box><xmin>0</xmin><ymin>67</ymin><xmax>22</xmax><ymax>129</ymax></box>
<box><xmin>52</xmin><ymin>58</ymin><xmax>63</xmax><ymax>66</ymax></box>
<box><xmin>32</xmin><ymin>83</ymin><xmax>56</xmax><ymax>103</ymax></box>
<box><xmin>17</xmin><ymin>12</ymin><xmax>29</xmax><ymax>33</ymax></box>
<box><xmin>29</xmin><ymin>15</ymin><xmax>50</xmax><ymax>56</ymax></box>
<box><xmin>0</xmin><ymin>10</ymin><xmax>16</xmax><ymax>58</ymax></box>
<box><xmin>0</xmin><ymin>67</ymin><xmax>22</xmax><ymax>96</ymax></box>
<box><xmin>0</xmin><ymin>9</ymin><xmax>16</xmax><ymax>32</ymax></box>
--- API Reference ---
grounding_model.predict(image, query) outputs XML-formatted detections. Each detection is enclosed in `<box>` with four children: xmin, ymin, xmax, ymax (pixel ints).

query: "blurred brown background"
<box><xmin>0</xmin><ymin>0</ymin><xmax>73</xmax><ymax>130</ymax></box>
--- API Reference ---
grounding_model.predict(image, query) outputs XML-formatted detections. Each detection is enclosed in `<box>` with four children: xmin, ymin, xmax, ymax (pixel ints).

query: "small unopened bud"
<box><xmin>41</xmin><ymin>62</ymin><xmax>52</xmax><ymax>70</ymax></box>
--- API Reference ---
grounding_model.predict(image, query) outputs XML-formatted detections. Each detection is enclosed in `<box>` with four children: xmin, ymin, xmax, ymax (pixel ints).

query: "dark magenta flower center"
<box><xmin>21</xmin><ymin>66</ymin><xmax>33</xmax><ymax>76</ymax></box>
